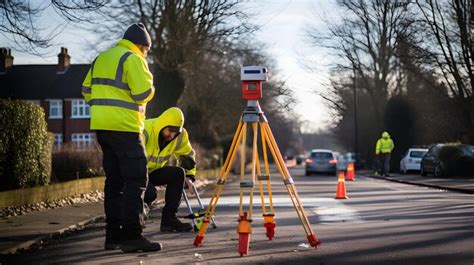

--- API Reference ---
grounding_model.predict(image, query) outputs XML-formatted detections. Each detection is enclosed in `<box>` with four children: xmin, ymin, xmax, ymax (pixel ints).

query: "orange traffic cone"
<box><xmin>346</xmin><ymin>162</ymin><xmax>355</xmax><ymax>181</ymax></box>
<box><xmin>335</xmin><ymin>171</ymin><xmax>348</xmax><ymax>199</ymax></box>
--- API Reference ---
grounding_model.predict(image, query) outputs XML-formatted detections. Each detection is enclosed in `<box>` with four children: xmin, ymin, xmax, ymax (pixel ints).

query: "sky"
<box><xmin>5</xmin><ymin>0</ymin><xmax>336</xmax><ymax>133</ymax></box>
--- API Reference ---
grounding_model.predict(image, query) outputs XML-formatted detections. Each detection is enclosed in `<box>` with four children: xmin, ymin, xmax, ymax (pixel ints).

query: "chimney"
<box><xmin>57</xmin><ymin>47</ymin><xmax>70</xmax><ymax>73</ymax></box>
<box><xmin>0</xmin><ymin>48</ymin><xmax>14</xmax><ymax>73</ymax></box>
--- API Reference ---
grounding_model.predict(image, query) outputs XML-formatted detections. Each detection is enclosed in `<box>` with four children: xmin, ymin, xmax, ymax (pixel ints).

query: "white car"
<box><xmin>400</xmin><ymin>148</ymin><xmax>428</xmax><ymax>174</ymax></box>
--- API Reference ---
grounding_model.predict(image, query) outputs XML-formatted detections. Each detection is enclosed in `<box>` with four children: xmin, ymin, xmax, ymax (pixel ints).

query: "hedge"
<box><xmin>51</xmin><ymin>143</ymin><xmax>104</xmax><ymax>182</ymax></box>
<box><xmin>0</xmin><ymin>99</ymin><xmax>53</xmax><ymax>191</ymax></box>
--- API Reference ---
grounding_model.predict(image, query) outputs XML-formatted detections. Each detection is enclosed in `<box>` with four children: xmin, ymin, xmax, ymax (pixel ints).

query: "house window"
<box><xmin>49</xmin><ymin>100</ymin><xmax>63</xmax><ymax>119</ymax></box>
<box><xmin>71</xmin><ymin>99</ymin><xmax>90</xmax><ymax>118</ymax></box>
<box><xmin>54</xmin><ymin>134</ymin><xmax>63</xmax><ymax>145</ymax></box>
<box><xmin>71</xmin><ymin>133</ymin><xmax>94</xmax><ymax>145</ymax></box>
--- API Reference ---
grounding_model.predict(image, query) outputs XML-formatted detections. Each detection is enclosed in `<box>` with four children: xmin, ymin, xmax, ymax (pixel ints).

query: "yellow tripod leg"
<box><xmin>194</xmin><ymin>119</ymin><xmax>245</xmax><ymax>247</ymax></box>
<box><xmin>257</xmin><ymin>123</ymin><xmax>276</xmax><ymax>240</ymax></box>
<box><xmin>260</xmin><ymin>122</ymin><xmax>321</xmax><ymax>248</ymax></box>
<box><xmin>237</xmin><ymin>122</ymin><xmax>258</xmax><ymax>256</ymax></box>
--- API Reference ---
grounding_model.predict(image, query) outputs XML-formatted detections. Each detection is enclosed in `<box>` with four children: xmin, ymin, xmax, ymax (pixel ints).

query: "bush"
<box><xmin>0</xmin><ymin>99</ymin><xmax>53</xmax><ymax>191</ymax></box>
<box><xmin>51</xmin><ymin>143</ymin><xmax>104</xmax><ymax>182</ymax></box>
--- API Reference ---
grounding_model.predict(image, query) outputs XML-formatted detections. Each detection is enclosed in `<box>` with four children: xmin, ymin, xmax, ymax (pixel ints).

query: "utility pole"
<box><xmin>353</xmin><ymin>65</ymin><xmax>358</xmax><ymax>164</ymax></box>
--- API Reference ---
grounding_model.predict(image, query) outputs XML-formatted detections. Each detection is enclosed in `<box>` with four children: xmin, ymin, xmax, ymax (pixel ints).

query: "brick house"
<box><xmin>0</xmin><ymin>47</ymin><xmax>93</xmax><ymax>146</ymax></box>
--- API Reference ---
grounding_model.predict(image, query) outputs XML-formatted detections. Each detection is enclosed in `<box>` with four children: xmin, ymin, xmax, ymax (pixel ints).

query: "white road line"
<box><xmin>184</xmin><ymin>196</ymin><xmax>361</xmax><ymax>222</ymax></box>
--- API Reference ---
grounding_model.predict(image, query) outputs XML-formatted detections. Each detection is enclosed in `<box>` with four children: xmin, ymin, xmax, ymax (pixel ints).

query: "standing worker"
<box><xmin>82</xmin><ymin>23</ymin><xmax>162</xmax><ymax>252</ymax></box>
<box><xmin>142</xmin><ymin>107</ymin><xmax>195</xmax><ymax>232</ymax></box>
<box><xmin>375</xmin><ymin>131</ymin><xmax>395</xmax><ymax>177</ymax></box>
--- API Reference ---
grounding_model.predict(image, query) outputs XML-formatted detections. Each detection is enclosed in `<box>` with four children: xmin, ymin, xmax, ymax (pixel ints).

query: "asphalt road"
<box><xmin>5</xmin><ymin>166</ymin><xmax>474</xmax><ymax>265</ymax></box>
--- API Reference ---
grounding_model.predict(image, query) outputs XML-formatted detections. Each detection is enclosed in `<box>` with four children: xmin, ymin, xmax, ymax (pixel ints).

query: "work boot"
<box><xmin>104</xmin><ymin>229</ymin><xmax>121</xmax><ymax>250</ymax></box>
<box><xmin>104</xmin><ymin>238</ymin><xmax>121</xmax><ymax>250</ymax></box>
<box><xmin>120</xmin><ymin>236</ymin><xmax>162</xmax><ymax>253</ymax></box>
<box><xmin>161</xmin><ymin>215</ymin><xmax>193</xmax><ymax>232</ymax></box>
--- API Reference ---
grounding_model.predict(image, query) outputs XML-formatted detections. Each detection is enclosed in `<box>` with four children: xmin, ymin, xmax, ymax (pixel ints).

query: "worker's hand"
<box><xmin>184</xmin><ymin>175</ymin><xmax>195</xmax><ymax>190</ymax></box>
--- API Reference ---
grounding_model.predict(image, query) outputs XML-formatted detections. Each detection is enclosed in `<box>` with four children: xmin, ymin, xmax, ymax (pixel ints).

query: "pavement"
<box><xmin>0</xmin><ymin>171</ymin><xmax>473</xmax><ymax>257</ymax></box>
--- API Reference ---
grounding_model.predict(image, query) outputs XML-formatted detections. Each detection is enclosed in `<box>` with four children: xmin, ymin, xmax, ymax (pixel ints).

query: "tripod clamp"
<box><xmin>242</xmin><ymin>100</ymin><xmax>267</xmax><ymax>123</ymax></box>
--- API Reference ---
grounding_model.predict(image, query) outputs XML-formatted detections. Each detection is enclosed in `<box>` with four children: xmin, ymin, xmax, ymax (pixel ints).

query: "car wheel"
<box><xmin>400</xmin><ymin>165</ymin><xmax>406</xmax><ymax>174</ymax></box>
<box><xmin>420</xmin><ymin>166</ymin><xmax>427</xmax><ymax>176</ymax></box>
<box><xmin>305</xmin><ymin>170</ymin><xmax>311</xmax><ymax>176</ymax></box>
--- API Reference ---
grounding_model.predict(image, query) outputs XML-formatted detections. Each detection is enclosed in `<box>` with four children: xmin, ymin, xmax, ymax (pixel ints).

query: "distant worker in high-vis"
<box><xmin>375</xmin><ymin>131</ymin><xmax>395</xmax><ymax>177</ymax></box>
<box><xmin>82</xmin><ymin>23</ymin><xmax>161</xmax><ymax>253</ymax></box>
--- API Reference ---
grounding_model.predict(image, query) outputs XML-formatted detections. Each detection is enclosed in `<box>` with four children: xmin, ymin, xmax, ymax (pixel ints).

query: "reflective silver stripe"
<box><xmin>176</xmin><ymin>133</ymin><xmax>184</xmax><ymax>149</ymax></box>
<box><xmin>160</xmin><ymin>155</ymin><xmax>171</xmax><ymax>163</ymax></box>
<box><xmin>82</xmin><ymin>86</ymin><xmax>91</xmax><ymax>94</ymax></box>
<box><xmin>149</xmin><ymin>156</ymin><xmax>159</xmax><ymax>163</ymax></box>
<box><xmin>90</xmin><ymin>52</ymin><xmax>132</xmax><ymax>91</ymax></box>
<box><xmin>115</xmin><ymin>52</ymin><xmax>132</xmax><ymax>83</ymax></box>
<box><xmin>143</xmin><ymin>129</ymin><xmax>149</xmax><ymax>145</ymax></box>
<box><xmin>131</xmin><ymin>86</ymin><xmax>153</xmax><ymax>101</ymax></box>
<box><xmin>149</xmin><ymin>155</ymin><xmax>171</xmax><ymax>164</ymax></box>
<box><xmin>91</xmin><ymin>78</ymin><xmax>129</xmax><ymax>90</ymax></box>
<box><xmin>89</xmin><ymin>98</ymin><xmax>139</xmax><ymax>111</ymax></box>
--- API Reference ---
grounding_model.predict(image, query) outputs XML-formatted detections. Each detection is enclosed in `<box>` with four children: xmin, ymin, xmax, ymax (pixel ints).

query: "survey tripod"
<box><xmin>193</xmin><ymin>66</ymin><xmax>320</xmax><ymax>256</ymax></box>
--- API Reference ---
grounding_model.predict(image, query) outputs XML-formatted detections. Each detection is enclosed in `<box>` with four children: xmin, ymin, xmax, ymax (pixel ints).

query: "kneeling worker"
<box><xmin>142</xmin><ymin>107</ymin><xmax>195</xmax><ymax>232</ymax></box>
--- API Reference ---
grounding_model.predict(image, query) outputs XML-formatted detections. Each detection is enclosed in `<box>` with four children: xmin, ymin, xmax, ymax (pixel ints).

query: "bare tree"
<box><xmin>414</xmin><ymin>0</ymin><xmax>473</xmax><ymax>142</ymax></box>
<box><xmin>0</xmin><ymin>0</ymin><xmax>105</xmax><ymax>53</ymax></box>
<box><xmin>92</xmin><ymin>0</ymin><xmax>257</xmax><ymax>115</ymax></box>
<box><xmin>307</xmin><ymin>0</ymin><xmax>414</xmax><ymax>126</ymax></box>
<box><xmin>179</xmin><ymin>39</ymin><xmax>299</xmax><ymax>153</ymax></box>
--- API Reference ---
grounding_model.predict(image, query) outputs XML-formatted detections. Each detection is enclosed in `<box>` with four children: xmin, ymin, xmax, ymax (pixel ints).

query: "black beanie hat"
<box><xmin>123</xmin><ymin>23</ymin><xmax>152</xmax><ymax>47</ymax></box>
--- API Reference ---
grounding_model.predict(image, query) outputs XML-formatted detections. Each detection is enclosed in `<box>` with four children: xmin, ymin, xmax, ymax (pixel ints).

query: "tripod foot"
<box><xmin>194</xmin><ymin>235</ymin><xmax>204</xmax><ymax>247</ymax></box>
<box><xmin>238</xmin><ymin>233</ymin><xmax>250</xmax><ymax>256</ymax></box>
<box><xmin>307</xmin><ymin>234</ymin><xmax>321</xmax><ymax>249</ymax></box>
<box><xmin>264</xmin><ymin>222</ymin><xmax>276</xmax><ymax>240</ymax></box>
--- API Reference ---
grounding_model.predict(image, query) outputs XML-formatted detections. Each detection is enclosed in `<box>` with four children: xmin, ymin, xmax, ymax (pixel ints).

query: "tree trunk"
<box><xmin>147</xmin><ymin>68</ymin><xmax>185</xmax><ymax>116</ymax></box>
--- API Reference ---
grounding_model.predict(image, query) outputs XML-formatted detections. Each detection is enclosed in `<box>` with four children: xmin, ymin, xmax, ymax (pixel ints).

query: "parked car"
<box><xmin>421</xmin><ymin>144</ymin><xmax>474</xmax><ymax>177</ymax></box>
<box><xmin>305</xmin><ymin>149</ymin><xmax>338</xmax><ymax>175</ymax></box>
<box><xmin>399</xmin><ymin>148</ymin><xmax>428</xmax><ymax>174</ymax></box>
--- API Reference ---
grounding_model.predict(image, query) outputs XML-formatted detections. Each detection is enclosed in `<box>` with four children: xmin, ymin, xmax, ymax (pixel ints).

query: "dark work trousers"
<box><xmin>96</xmin><ymin>131</ymin><xmax>148</xmax><ymax>240</ymax></box>
<box><xmin>144</xmin><ymin>166</ymin><xmax>185</xmax><ymax>219</ymax></box>
<box><xmin>380</xmin><ymin>153</ymin><xmax>391</xmax><ymax>175</ymax></box>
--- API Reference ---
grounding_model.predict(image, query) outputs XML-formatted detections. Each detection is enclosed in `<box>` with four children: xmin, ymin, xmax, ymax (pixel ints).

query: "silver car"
<box><xmin>305</xmin><ymin>149</ymin><xmax>338</xmax><ymax>175</ymax></box>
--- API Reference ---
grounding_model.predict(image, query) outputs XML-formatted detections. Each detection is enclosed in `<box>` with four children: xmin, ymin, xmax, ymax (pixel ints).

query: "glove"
<box><xmin>180</xmin><ymin>156</ymin><xmax>196</xmax><ymax>170</ymax></box>
<box><xmin>184</xmin><ymin>175</ymin><xmax>195</xmax><ymax>189</ymax></box>
<box><xmin>186</xmin><ymin>175</ymin><xmax>196</xmax><ymax>182</ymax></box>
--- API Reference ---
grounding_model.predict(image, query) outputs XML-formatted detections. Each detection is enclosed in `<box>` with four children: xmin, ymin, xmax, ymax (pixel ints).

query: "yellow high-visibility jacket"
<box><xmin>82</xmin><ymin>39</ymin><xmax>154</xmax><ymax>133</ymax></box>
<box><xmin>142</xmin><ymin>107</ymin><xmax>196</xmax><ymax>176</ymax></box>
<box><xmin>375</xmin><ymin>131</ymin><xmax>395</xmax><ymax>155</ymax></box>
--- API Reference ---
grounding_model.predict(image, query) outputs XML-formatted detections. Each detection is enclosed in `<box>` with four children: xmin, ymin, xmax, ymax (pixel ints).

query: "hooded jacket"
<box><xmin>142</xmin><ymin>107</ymin><xmax>196</xmax><ymax>175</ymax></box>
<box><xmin>375</xmin><ymin>131</ymin><xmax>395</xmax><ymax>155</ymax></box>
